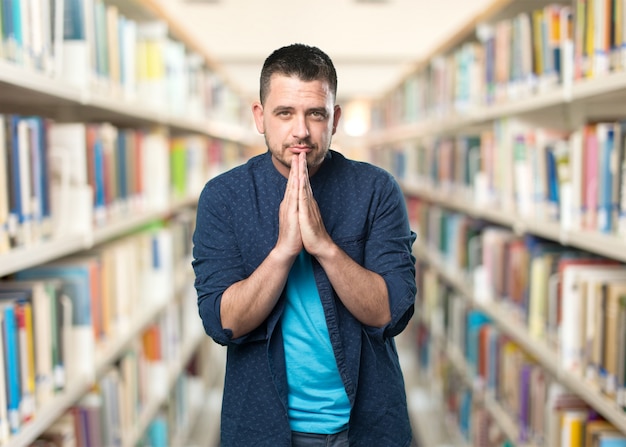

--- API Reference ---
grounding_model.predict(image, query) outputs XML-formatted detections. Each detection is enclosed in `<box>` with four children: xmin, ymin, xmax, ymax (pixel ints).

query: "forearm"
<box><xmin>220</xmin><ymin>248</ymin><xmax>295</xmax><ymax>339</ymax></box>
<box><xmin>314</xmin><ymin>242</ymin><xmax>391</xmax><ymax>328</ymax></box>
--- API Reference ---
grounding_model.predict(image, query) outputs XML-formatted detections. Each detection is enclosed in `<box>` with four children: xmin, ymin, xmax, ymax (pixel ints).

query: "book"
<box><xmin>556</xmin><ymin>255</ymin><xmax>620</xmax><ymax>324</ymax></box>
<box><xmin>601</xmin><ymin>281</ymin><xmax>626</xmax><ymax>398</ymax></box>
<box><xmin>545</xmin><ymin>143</ymin><xmax>560</xmax><ymax>221</ymax></box>
<box><xmin>15</xmin><ymin>299</ymin><xmax>35</xmax><ymax>423</ymax></box>
<box><xmin>518</xmin><ymin>363</ymin><xmax>534</xmax><ymax>442</ymax></box>
<box><xmin>22</xmin><ymin>116</ymin><xmax>50</xmax><ymax>242</ymax></box>
<box><xmin>584</xmin><ymin>123</ymin><xmax>599</xmax><ymax>230</ymax></box>
<box><xmin>574</xmin><ymin>0</ymin><xmax>588</xmax><ymax>79</ymax></box>
<box><xmin>0</xmin><ymin>279</ymin><xmax>63</xmax><ymax>400</ymax></box>
<box><xmin>599</xmin><ymin>436</ymin><xmax>626</xmax><ymax>447</ymax></box>
<box><xmin>553</xmin><ymin>140</ymin><xmax>571</xmax><ymax>225</ymax></box>
<box><xmin>513</xmin><ymin>132</ymin><xmax>534</xmax><ymax>217</ymax></box>
<box><xmin>76</xmin><ymin>391</ymin><xmax>104</xmax><ymax>446</ymax></box>
<box><xmin>525</xmin><ymin>236</ymin><xmax>562</xmax><ymax>344</ymax></box>
<box><xmin>120</xmin><ymin>15</ymin><xmax>137</xmax><ymax>100</ymax></box>
<box><xmin>576</xmin><ymin>267</ymin><xmax>626</xmax><ymax>384</ymax></box>
<box><xmin>61</xmin><ymin>0</ymin><xmax>89</xmax><ymax>87</ymax></box>
<box><xmin>147</xmin><ymin>412</ymin><xmax>169</xmax><ymax>447</ymax></box>
<box><xmin>0</xmin><ymin>303</ymin><xmax>9</xmax><ymax>444</ymax></box>
<box><xmin>617</xmin><ymin>290</ymin><xmax>626</xmax><ymax>408</ymax></box>
<box><xmin>567</xmin><ymin>128</ymin><xmax>584</xmax><ymax>230</ymax></box>
<box><xmin>99</xmin><ymin>367</ymin><xmax>122</xmax><ymax>447</ymax></box>
<box><xmin>559</xmin><ymin>6</ymin><xmax>574</xmax><ymax>88</ymax></box>
<box><xmin>615</xmin><ymin>120</ymin><xmax>626</xmax><ymax>236</ymax></box>
<box><xmin>586</xmin><ymin>419</ymin><xmax>622</xmax><ymax>447</ymax></box>
<box><xmin>0</xmin><ymin>297</ymin><xmax>23</xmax><ymax>434</ymax></box>
<box><xmin>141</xmin><ymin>129</ymin><xmax>170</xmax><ymax>212</ymax></box>
<box><xmin>558</xmin><ymin>262</ymin><xmax>625</xmax><ymax>374</ymax></box>
<box><xmin>561</xmin><ymin>410</ymin><xmax>585</xmax><ymax>447</ymax></box>
<box><xmin>0</xmin><ymin>115</ymin><xmax>9</xmax><ymax>253</ymax></box>
<box><xmin>597</xmin><ymin>122</ymin><xmax>616</xmax><ymax>233</ymax></box>
<box><xmin>47</xmin><ymin>121</ymin><xmax>92</xmax><ymax>237</ymax></box>
<box><xmin>6</xmin><ymin>115</ymin><xmax>32</xmax><ymax>248</ymax></box>
<box><xmin>529</xmin><ymin>366</ymin><xmax>548</xmax><ymax>444</ymax></box>
<box><xmin>16</xmin><ymin>259</ymin><xmax>97</xmax><ymax>383</ymax></box>
<box><xmin>465</xmin><ymin>310</ymin><xmax>490</xmax><ymax>376</ymax></box>
<box><xmin>136</xmin><ymin>20</ymin><xmax>168</xmax><ymax>109</ymax></box>
<box><xmin>528</xmin><ymin>250</ymin><xmax>555</xmax><ymax>340</ymax></box>
<box><xmin>106</xmin><ymin>3</ymin><xmax>120</xmax><ymax>90</ymax></box>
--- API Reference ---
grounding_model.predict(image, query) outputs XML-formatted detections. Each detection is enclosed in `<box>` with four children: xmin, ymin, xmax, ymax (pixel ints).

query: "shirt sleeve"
<box><xmin>192</xmin><ymin>180</ymin><xmax>268</xmax><ymax>346</ymax></box>
<box><xmin>363</xmin><ymin>174</ymin><xmax>417</xmax><ymax>340</ymax></box>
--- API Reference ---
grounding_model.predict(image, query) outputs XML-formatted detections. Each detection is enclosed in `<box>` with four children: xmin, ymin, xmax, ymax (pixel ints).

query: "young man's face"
<box><xmin>252</xmin><ymin>74</ymin><xmax>342</xmax><ymax>177</ymax></box>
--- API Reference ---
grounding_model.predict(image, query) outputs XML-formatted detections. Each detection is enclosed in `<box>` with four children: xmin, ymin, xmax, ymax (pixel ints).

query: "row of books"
<box><xmin>404</xmin><ymin>197</ymin><xmax>626</xmax><ymax>440</ymax></box>
<box><xmin>0</xmin><ymin>0</ymin><xmax>58</xmax><ymax>72</ymax></box>
<box><xmin>415</xmin><ymin>264</ymin><xmax>626</xmax><ymax>447</ymax></box>
<box><xmin>371</xmin><ymin>0</ymin><xmax>626</xmax><ymax>128</ymax></box>
<box><xmin>27</xmin><ymin>331</ymin><xmax>208</xmax><ymax>447</ymax></box>
<box><xmin>0</xmin><ymin>113</ymin><xmax>247</xmax><ymax>254</ymax></box>
<box><xmin>0</xmin><ymin>0</ymin><xmax>247</xmax><ymax>124</ymax></box>
<box><xmin>408</xmin><ymin>197</ymin><xmax>626</xmax><ymax>403</ymax></box>
<box><xmin>377</xmin><ymin>118</ymin><xmax>626</xmax><ymax>238</ymax></box>
<box><xmin>0</xmin><ymin>212</ymin><xmax>195</xmax><ymax>443</ymax></box>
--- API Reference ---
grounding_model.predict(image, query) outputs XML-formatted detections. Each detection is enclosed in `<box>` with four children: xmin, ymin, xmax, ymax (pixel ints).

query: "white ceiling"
<box><xmin>169</xmin><ymin>0</ymin><xmax>496</xmax><ymax>103</ymax></box>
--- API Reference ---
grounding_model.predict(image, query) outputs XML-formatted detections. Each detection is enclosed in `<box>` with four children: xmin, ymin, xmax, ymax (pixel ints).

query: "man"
<box><xmin>192</xmin><ymin>43</ymin><xmax>417</xmax><ymax>447</ymax></box>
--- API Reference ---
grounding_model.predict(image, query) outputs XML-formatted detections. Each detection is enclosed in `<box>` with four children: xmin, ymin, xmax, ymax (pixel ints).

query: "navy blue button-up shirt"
<box><xmin>192</xmin><ymin>150</ymin><xmax>417</xmax><ymax>447</ymax></box>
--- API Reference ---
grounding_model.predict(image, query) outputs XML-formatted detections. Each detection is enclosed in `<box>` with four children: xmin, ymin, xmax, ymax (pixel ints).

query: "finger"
<box><xmin>299</xmin><ymin>152</ymin><xmax>311</xmax><ymax>198</ymax></box>
<box><xmin>300</xmin><ymin>151</ymin><xmax>307</xmax><ymax>175</ymax></box>
<box><xmin>285</xmin><ymin>154</ymin><xmax>299</xmax><ymax>199</ymax></box>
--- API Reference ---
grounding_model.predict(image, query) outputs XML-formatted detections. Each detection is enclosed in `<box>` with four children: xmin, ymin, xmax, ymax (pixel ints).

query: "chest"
<box><xmin>232</xmin><ymin>181</ymin><xmax>374</xmax><ymax>273</ymax></box>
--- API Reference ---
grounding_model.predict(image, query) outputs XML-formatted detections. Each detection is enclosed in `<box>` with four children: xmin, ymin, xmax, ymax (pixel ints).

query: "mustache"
<box><xmin>284</xmin><ymin>140</ymin><xmax>315</xmax><ymax>149</ymax></box>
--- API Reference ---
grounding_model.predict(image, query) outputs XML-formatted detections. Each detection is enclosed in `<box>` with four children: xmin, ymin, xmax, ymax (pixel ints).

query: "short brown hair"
<box><xmin>259</xmin><ymin>43</ymin><xmax>338</xmax><ymax>105</ymax></box>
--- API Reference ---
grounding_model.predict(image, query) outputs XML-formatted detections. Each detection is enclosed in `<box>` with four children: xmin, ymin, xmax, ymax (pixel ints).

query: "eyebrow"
<box><xmin>272</xmin><ymin>106</ymin><xmax>294</xmax><ymax>114</ymax></box>
<box><xmin>308</xmin><ymin>107</ymin><xmax>328</xmax><ymax>115</ymax></box>
<box><xmin>272</xmin><ymin>105</ymin><xmax>328</xmax><ymax>115</ymax></box>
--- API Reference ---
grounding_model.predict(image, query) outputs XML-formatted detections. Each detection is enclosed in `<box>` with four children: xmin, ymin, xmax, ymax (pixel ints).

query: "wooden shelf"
<box><xmin>6</xmin><ymin>286</ymin><xmax>173</xmax><ymax>447</ymax></box>
<box><xmin>0</xmin><ymin>0</ymin><xmax>254</xmax><ymax>443</ymax></box>
<box><xmin>0</xmin><ymin>60</ymin><xmax>258</xmax><ymax>144</ymax></box>
<box><xmin>414</xmin><ymin>241</ymin><xmax>626</xmax><ymax>435</ymax></box>
<box><xmin>403</xmin><ymin>182</ymin><xmax>626</xmax><ymax>263</ymax></box>
<box><xmin>372</xmin><ymin>70</ymin><xmax>626</xmax><ymax>145</ymax></box>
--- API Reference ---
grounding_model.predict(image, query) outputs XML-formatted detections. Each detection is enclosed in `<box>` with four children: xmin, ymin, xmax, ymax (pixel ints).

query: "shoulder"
<box><xmin>328</xmin><ymin>150</ymin><xmax>398</xmax><ymax>189</ymax></box>
<box><xmin>201</xmin><ymin>152</ymin><xmax>268</xmax><ymax>196</ymax></box>
<box><xmin>213</xmin><ymin>152</ymin><xmax>267</xmax><ymax>183</ymax></box>
<box><xmin>196</xmin><ymin>156</ymin><xmax>252</xmax><ymax>216</ymax></box>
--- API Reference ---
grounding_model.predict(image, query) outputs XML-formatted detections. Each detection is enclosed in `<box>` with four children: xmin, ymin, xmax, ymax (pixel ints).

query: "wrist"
<box><xmin>268</xmin><ymin>245</ymin><xmax>300</xmax><ymax>267</ymax></box>
<box><xmin>308</xmin><ymin>238</ymin><xmax>338</xmax><ymax>262</ymax></box>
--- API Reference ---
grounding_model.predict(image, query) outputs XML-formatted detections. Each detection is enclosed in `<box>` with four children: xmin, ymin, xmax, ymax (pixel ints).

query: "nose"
<box><xmin>292</xmin><ymin>114</ymin><xmax>309</xmax><ymax>140</ymax></box>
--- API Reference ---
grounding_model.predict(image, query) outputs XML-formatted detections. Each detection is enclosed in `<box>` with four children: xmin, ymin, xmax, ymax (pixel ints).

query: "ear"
<box><xmin>332</xmin><ymin>105</ymin><xmax>342</xmax><ymax>135</ymax></box>
<box><xmin>252</xmin><ymin>101</ymin><xmax>265</xmax><ymax>134</ymax></box>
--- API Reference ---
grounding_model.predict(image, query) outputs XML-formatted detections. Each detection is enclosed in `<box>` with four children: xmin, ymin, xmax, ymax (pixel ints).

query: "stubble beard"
<box><xmin>266</xmin><ymin>136</ymin><xmax>329</xmax><ymax>173</ymax></box>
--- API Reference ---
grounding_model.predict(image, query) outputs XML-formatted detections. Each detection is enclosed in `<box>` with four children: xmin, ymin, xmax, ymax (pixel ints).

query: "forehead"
<box><xmin>265</xmin><ymin>74</ymin><xmax>334</xmax><ymax>106</ymax></box>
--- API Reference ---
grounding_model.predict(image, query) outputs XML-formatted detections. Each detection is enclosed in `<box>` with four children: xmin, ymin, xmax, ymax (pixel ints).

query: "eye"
<box><xmin>310</xmin><ymin>110</ymin><xmax>327</xmax><ymax>120</ymax></box>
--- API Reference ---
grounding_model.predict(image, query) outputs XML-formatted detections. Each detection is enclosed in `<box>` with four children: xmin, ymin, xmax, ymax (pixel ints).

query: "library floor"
<box><xmin>186</xmin><ymin>334</ymin><xmax>453</xmax><ymax>447</ymax></box>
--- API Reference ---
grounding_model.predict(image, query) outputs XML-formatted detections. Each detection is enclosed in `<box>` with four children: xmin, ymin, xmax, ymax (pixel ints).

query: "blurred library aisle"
<box><xmin>397</xmin><ymin>331</ymin><xmax>459</xmax><ymax>447</ymax></box>
<box><xmin>187</xmin><ymin>388</ymin><xmax>222</xmax><ymax>447</ymax></box>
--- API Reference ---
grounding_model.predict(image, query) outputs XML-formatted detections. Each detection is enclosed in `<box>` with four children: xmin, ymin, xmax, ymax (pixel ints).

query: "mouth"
<box><xmin>287</xmin><ymin>145</ymin><xmax>312</xmax><ymax>154</ymax></box>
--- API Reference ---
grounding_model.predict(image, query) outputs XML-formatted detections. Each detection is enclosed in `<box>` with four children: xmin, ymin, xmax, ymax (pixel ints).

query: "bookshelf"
<box><xmin>0</xmin><ymin>0</ymin><xmax>257</xmax><ymax>445</ymax></box>
<box><xmin>367</xmin><ymin>0</ymin><xmax>626</xmax><ymax>445</ymax></box>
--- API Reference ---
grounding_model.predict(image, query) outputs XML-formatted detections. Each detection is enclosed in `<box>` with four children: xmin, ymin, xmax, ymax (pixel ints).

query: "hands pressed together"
<box><xmin>220</xmin><ymin>151</ymin><xmax>390</xmax><ymax>336</ymax></box>
<box><xmin>277</xmin><ymin>152</ymin><xmax>333</xmax><ymax>261</ymax></box>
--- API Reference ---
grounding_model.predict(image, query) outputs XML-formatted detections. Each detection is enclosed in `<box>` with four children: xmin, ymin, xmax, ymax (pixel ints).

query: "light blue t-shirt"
<box><xmin>281</xmin><ymin>251</ymin><xmax>350</xmax><ymax>434</ymax></box>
